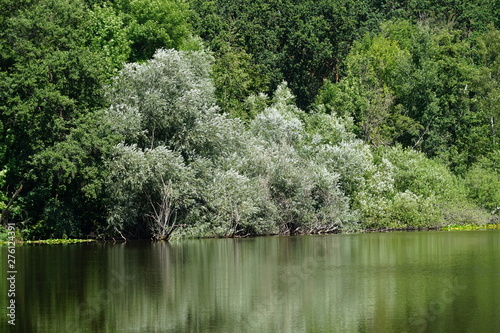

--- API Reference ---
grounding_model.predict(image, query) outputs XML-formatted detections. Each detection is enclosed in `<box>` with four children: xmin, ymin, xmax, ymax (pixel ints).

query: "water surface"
<box><xmin>1</xmin><ymin>230</ymin><xmax>499</xmax><ymax>332</ymax></box>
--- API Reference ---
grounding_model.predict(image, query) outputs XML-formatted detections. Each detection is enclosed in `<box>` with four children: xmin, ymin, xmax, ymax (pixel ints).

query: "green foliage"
<box><xmin>367</xmin><ymin>0</ymin><xmax>500</xmax><ymax>33</ymax></box>
<box><xmin>0</xmin><ymin>168</ymin><xmax>8</xmax><ymax>222</ymax></box>
<box><xmin>0</xmin><ymin>0</ymin><xmax>121</xmax><ymax>238</ymax></box>
<box><xmin>0</xmin><ymin>169</ymin><xmax>6</xmax><ymax>206</ymax></box>
<box><xmin>189</xmin><ymin>0</ymin><xmax>500</xmax><ymax>111</ymax></box>
<box><xmin>474</xmin><ymin>28</ymin><xmax>500</xmax><ymax>156</ymax></box>
<box><xmin>24</xmin><ymin>238</ymin><xmax>95</xmax><ymax>244</ymax></box>
<box><xmin>189</xmin><ymin>0</ymin><xmax>373</xmax><ymax>108</ymax></box>
<box><xmin>20</xmin><ymin>111</ymin><xmax>119</xmax><ymax>239</ymax></box>
<box><xmin>363</xmin><ymin>145</ymin><xmax>488</xmax><ymax>227</ymax></box>
<box><xmin>0</xmin><ymin>225</ymin><xmax>8</xmax><ymax>242</ymax></box>
<box><xmin>380</xmin><ymin>146</ymin><xmax>466</xmax><ymax>200</ymax></box>
<box><xmin>211</xmin><ymin>45</ymin><xmax>268</xmax><ymax>117</ymax></box>
<box><xmin>312</xmin><ymin>140</ymin><xmax>488</xmax><ymax>229</ymax></box>
<box><xmin>319</xmin><ymin>20</ymin><xmax>500</xmax><ymax>172</ymax></box>
<box><xmin>89</xmin><ymin>4</ymin><xmax>131</xmax><ymax>69</ymax></box>
<box><xmin>357</xmin><ymin>190</ymin><xmax>442</xmax><ymax>229</ymax></box>
<box><xmin>443</xmin><ymin>223</ymin><xmax>500</xmax><ymax>231</ymax></box>
<box><xmin>113</xmin><ymin>0</ymin><xmax>198</xmax><ymax>62</ymax></box>
<box><xmin>389</xmin><ymin>191</ymin><xmax>441</xmax><ymax>227</ymax></box>
<box><xmin>464</xmin><ymin>154</ymin><xmax>500</xmax><ymax>212</ymax></box>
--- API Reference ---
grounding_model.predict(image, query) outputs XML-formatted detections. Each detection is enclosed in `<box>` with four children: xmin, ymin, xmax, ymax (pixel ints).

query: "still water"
<box><xmin>1</xmin><ymin>230</ymin><xmax>499</xmax><ymax>332</ymax></box>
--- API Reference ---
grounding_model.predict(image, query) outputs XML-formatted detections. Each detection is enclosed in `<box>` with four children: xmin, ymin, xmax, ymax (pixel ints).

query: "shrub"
<box><xmin>464</xmin><ymin>155</ymin><xmax>500</xmax><ymax>212</ymax></box>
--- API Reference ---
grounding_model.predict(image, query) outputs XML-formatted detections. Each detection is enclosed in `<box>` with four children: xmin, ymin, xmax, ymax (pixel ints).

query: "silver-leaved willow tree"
<box><xmin>104</xmin><ymin>49</ymin><xmax>244</xmax><ymax>240</ymax></box>
<box><xmin>103</xmin><ymin>49</ymin><xmax>358</xmax><ymax>240</ymax></box>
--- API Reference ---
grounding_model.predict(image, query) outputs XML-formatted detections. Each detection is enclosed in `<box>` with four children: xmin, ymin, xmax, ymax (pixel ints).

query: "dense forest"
<box><xmin>0</xmin><ymin>0</ymin><xmax>498</xmax><ymax>240</ymax></box>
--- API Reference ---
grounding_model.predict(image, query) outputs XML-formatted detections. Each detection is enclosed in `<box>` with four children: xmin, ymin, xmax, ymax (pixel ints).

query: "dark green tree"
<box><xmin>189</xmin><ymin>0</ymin><xmax>373</xmax><ymax>109</ymax></box>
<box><xmin>0</xmin><ymin>0</ymin><xmax>119</xmax><ymax>237</ymax></box>
<box><xmin>112</xmin><ymin>0</ymin><xmax>198</xmax><ymax>62</ymax></box>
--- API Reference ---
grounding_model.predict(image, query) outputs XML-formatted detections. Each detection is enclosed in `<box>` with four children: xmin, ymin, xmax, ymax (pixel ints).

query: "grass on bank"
<box><xmin>441</xmin><ymin>223</ymin><xmax>500</xmax><ymax>231</ymax></box>
<box><xmin>0</xmin><ymin>226</ymin><xmax>96</xmax><ymax>245</ymax></box>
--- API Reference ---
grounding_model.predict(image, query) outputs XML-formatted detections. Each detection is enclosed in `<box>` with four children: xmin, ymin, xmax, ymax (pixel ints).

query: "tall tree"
<box><xmin>0</xmin><ymin>0</ymin><xmax>118</xmax><ymax>237</ymax></box>
<box><xmin>112</xmin><ymin>0</ymin><xmax>197</xmax><ymax>62</ymax></box>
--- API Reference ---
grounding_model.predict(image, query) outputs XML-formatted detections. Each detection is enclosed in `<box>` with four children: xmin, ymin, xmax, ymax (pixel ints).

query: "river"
<box><xmin>1</xmin><ymin>230</ymin><xmax>499</xmax><ymax>332</ymax></box>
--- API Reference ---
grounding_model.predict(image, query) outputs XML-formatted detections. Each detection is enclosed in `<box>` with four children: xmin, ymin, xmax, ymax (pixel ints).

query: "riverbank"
<box><xmin>363</xmin><ymin>222</ymin><xmax>500</xmax><ymax>233</ymax></box>
<box><xmin>2</xmin><ymin>222</ymin><xmax>499</xmax><ymax>245</ymax></box>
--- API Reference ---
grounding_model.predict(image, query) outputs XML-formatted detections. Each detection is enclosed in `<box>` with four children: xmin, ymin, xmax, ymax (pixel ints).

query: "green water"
<box><xmin>1</xmin><ymin>230</ymin><xmax>499</xmax><ymax>332</ymax></box>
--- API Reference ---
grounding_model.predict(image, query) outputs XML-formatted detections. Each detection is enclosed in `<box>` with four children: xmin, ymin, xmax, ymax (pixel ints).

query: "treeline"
<box><xmin>0</xmin><ymin>0</ymin><xmax>498</xmax><ymax>240</ymax></box>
